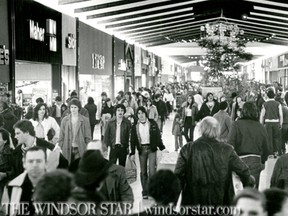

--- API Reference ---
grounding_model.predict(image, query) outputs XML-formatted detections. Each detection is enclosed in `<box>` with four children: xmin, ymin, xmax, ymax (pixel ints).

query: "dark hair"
<box><xmin>154</xmin><ymin>93</ymin><xmax>161</xmax><ymax>100</ymax></box>
<box><xmin>206</xmin><ymin>92</ymin><xmax>213</xmax><ymax>100</ymax></box>
<box><xmin>87</xmin><ymin>97</ymin><xmax>94</xmax><ymax>104</ymax></box>
<box><xmin>114</xmin><ymin>104</ymin><xmax>126</xmax><ymax>114</ymax></box>
<box><xmin>69</xmin><ymin>98</ymin><xmax>82</xmax><ymax>110</ymax></box>
<box><xmin>23</xmin><ymin>146</ymin><xmax>47</xmax><ymax>162</ymax></box>
<box><xmin>233</xmin><ymin>188</ymin><xmax>266</xmax><ymax>211</ymax></box>
<box><xmin>101</xmin><ymin>92</ymin><xmax>107</xmax><ymax>97</ymax></box>
<box><xmin>125</xmin><ymin>92</ymin><xmax>132</xmax><ymax>101</ymax></box>
<box><xmin>0</xmin><ymin>128</ymin><xmax>10</xmax><ymax>147</ymax></box>
<box><xmin>267</xmin><ymin>90</ymin><xmax>275</xmax><ymax>99</ymax></box>
<box><xmin>36</xmin><ymin>97</ymin><xmax>44</xmax><ymax>104</ymax></box>
<box><xmin>241</xmin><ymin>102</ymin><xmax>259</xmax><ymax>121</ymax></box>
<box><xmin>0</xmin><ymin>102</ymin><xmax>9</xmax><ymax>110</ymax></box>
<box><xmin>14</xmin><ymin>119</ymin><xmax>36</xmax><ymax>137</ymax></box>
<box><xmin>219</xmin><ymin>101</ymin><xmax>228</xmax><ymax>110</ymax></box>
<box><xmin>118</xmin><ymin>91</ymin><xmax>124</xmax><ymax>98</ymax></box>
<box><xmin>34</xmin><ymin>170</ymin><xmax>73</xmax><ymax>202</ymax></box>
<box><xmin>186</xmin><ymin>95</ymin><xmax>194</xmax><ymax>108</ymax></box>
<box><xmin>148</xmin><ymin>170</ymin><xmax>181</xmax><ymax>206</ymax></box>
<box><xmin>136</xmin><ymin>106</ymin><xmax>148</xmax><ymax>118</ymax></box>
<box><xmin>70</xmin><ymin>91</ymin><xmax>78</xmax><ymax>97</ymax></box>
<box><xmin>55</xmin><ymin>96</ymin><xmax>62</xmax><ymax>102</ymax></box>
<box><xmin>264</xmin><ymin>188</ymin><xmax>288</xmax><ymax>216</ymax></box>
<box><xmin>33</xmin><ymin>103</ymin><xmax>49</xmax><ymax>121</ymax></box>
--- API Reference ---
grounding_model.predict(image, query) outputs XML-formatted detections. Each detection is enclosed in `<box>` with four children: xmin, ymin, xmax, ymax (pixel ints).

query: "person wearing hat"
<box><xmin>75</xmin><ymin>150</ymin><xmax>110</xmax><ymax>191</ymax></box>
<box><xmin>85</xmin><ymin>140</ymin><xmax>134</xmax><ymax>206</ymax></box>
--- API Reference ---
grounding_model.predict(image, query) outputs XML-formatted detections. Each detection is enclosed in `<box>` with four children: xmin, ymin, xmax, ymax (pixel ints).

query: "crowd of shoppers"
<box><xmin>0</xmin><ymin>81</ymin><xmax>288</xmax><ymax>216</ymax></box>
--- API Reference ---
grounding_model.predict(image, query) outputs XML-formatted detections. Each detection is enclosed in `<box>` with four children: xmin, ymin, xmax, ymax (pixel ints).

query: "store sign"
<box><xmin>29</xmin><ymin>20</ymin><xmax>45</xmax><ymax>41</ymax></box>
<box><xmin>92</xmin><ymin>53</ymin><xmax>105</xmax><ymax>69</ymax></box>
<box><xmin>65</xmin><ymin>33</ymin><xmax>76</xmax><ymax>49</ymax></box>
<box><xmin>28</xmin><ymin>19</ymin><xmax>57</xmax><ymax>52</ymax></box>
<box><xmin>0</xmin><ymin>45</ymin><xmax>9</xmax><ymax>65</ymax></box>
<box><xmin>46</xmin><ymin>19</ymin><xmax>57</xmax><ymax>52</ymax></box>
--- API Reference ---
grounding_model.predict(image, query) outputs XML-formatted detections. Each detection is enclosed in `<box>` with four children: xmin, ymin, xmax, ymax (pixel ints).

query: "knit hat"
<box><xmin>75</xmin><ymin>150</ymin><xmax>110</xmax><ymax>187</ymax></box>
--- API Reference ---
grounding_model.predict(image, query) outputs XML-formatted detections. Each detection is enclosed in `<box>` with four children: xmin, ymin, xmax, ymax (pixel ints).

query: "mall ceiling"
<box><xmin>53</xmin><ymin>0</ymin><xmax>288</xmax><ymax>63</ymax></box>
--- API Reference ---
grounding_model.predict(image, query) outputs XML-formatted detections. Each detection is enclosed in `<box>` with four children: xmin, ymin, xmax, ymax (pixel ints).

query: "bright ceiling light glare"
<box><xmin>241</xmin><ymin>14</ymin><xmax>248</xmax><ymax>20</ymax></box>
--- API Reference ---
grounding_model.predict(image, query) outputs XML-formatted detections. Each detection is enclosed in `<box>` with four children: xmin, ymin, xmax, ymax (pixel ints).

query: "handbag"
<box><xmin>47</xmin><ymin>128</ymin><xmax>56</xmax><ymax>141</ymax></box>
<box><xmin>125</xmin><ymin>157</ymin><xmax>137</xmax><ymax>184</ymax></box>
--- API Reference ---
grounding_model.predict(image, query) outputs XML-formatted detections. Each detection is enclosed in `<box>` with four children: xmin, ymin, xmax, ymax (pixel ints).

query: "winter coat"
<box><xmin>84</xmin><ymin>103</ymin><xmax>97</xmax><ymax>125</ymax></box>
<box><xmin>100</xmin><ymin>164</ymin><xmax>134</xmax><ymax>204</ymax></box>
<box><xmin>271</xmin><ymin>154</ymin><xmax>288</xmax><ymax>188</ymax></box>
<box><xmin>227</xmin><ymin>119</ymin><xmax>269</xmax><ymax>163</ymax></box>
<box><xmin>197</xmin><ymin>101</ymin><xmax>219</xmax><ymax>121</ymax></box>
<box><xmin>175</xmin><ymin>136</ymin><xmax>254</xmax><ymax>206</ymax></box>
<box><xmin>103</xmin><ymin>117</ymin><xmax>131</xmax><ymax>149</ymax></box>
<box><xmin>0</xmin><ymin>109</ymin><xmax>18</xmax><ymax>141</ymax></box>
<box><xmin>59</xmin><ymin>114</ymin><xmax>91</xmax><ymax>164</ymax></box>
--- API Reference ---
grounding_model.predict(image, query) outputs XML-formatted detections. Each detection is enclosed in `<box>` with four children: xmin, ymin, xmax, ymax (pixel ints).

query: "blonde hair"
<box><xmin>200</xmin><ymin>116</ymin><xmax>220</xmax><ymax>139</ymax></box>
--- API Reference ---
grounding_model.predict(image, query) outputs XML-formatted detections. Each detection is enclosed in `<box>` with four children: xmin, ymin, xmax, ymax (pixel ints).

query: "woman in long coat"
<box><xmin>175</xmin><ymin>116</ymin><xmax>255</xmax><ymax>206</ymax></box>
<box><xmin>59</xmin><ymin>98</ymin><xmax>91</xmax><ymax>164</ymax></box>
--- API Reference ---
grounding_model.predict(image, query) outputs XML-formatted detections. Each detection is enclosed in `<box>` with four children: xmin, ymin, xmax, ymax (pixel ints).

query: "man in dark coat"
<box><xmin>10</xmin><ymin>120</ymin><xmax>68</xmax><ymax>179</ymax></box>
<box><xmin>0</xmin><ymin>102</ymin><xmax>18</xmax><ymax>145</ymax></box>
<box><xmin>175</xmin><ymin>116</ymin><xmax>255</xmax><ymax>206</ymax></box>
<box><xmin>153</xmin><ymin>93</ymin><xmax>167</xmax><ymax>133</ymax></box>
<box><xmin>103</xmin><ymin>104</ymin><xmax>131</xmax><ymax>167</ymax></box>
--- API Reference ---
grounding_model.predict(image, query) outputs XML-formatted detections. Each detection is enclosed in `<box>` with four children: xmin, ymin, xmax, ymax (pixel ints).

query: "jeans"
<box><xmin>265</xmin><ymin>122</ymin><xmax>281</xmax><ymax>155</ymax></box>
<box><xmin>241</xmin><ymin>156</ymin><xmax>264</xmax><ymax>188</ymax></box>
<box><xmin>109</xmin><ymin>145</ymin><xmax>127</xmax><ymax>167</ymax></box>
<box><xmin>139</xmin><ymin>146</ymin><xmax>156</xmax><ymax>196</ymax></box>
<box><xmin>184</xmin><ymin>117</ymin><xmax>195</xmax><ymax>142</ymax></box>
<box><xmin>157</xmin><ymin>118</ymin><xmax>164</xmax><ymax>133</ymax></box>
<box><xmin>175</xmin><ymin>135</ymin><xmax>183</xmax><ymax>151</ymax></box>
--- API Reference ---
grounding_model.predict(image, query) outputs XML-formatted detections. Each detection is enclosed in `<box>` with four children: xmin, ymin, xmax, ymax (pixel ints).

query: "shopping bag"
<box><xmin>125</xmin><ymin>157</ymin><xmax>137</xmax><ymax>184</ymax></box>
<box><xmin>232</xmin><ymin>172</ymin><xmax>244</xmax><ymax>195</ymax></box>
<box><xmin>259</xmin><ymin>156</ymin><xmax>278</xmax><ymax>191</ymax></box>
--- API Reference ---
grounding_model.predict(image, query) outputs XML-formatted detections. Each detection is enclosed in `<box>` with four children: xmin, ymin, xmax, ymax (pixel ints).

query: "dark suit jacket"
<box><xmin>9</xmin><ymin>138</ymin><xmax>68</xmax><ymax>179</ymax></box>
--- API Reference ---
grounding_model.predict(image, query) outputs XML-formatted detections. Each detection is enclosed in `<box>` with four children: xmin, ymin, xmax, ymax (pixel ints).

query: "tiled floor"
<box><xmin>93</xmin><ymin>112</ymin><xmax>178</xmax><ymax>214</ymax></box>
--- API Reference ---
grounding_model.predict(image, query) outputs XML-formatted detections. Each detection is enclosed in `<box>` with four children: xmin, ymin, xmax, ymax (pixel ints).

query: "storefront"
<box><xmin>114</xmin><ymin>37</ymin><xmax>125</xmax><ymax>95</ymax></box>
<box><xmin>62</xmin><ymin>14</ymin><xmax>76</xmax><ymax>102</ymax></box>
<box><xmin>78</xmin><ymin>21</ymin><xmax>112</xmax><ymax>104</ymax></box>
<box><xmin>0</xmin><ymin>0</ymin><xmax>11</xmax><ymax>102</ymax></box>
<box><xmin>134</xmin><ymin>46</ymin><xmax>142</xmax><ymax>90</ymax></box>
<box><xmin>15</xmin><ymin>0</ymin><xmax>62</xmax><ymax>107</ymax></box>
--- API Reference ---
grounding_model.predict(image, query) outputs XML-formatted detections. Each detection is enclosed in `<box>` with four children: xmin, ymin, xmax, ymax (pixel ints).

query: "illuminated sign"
<box><xmin>29</xmin><ymin>20</ymin><xmax>45</xmax><ymax>41</ymax></box>
<box><xmin>46</xmin><ymin>19</ymin><xmax>57</xmax><ymax>52</ymax></box>
<box><xmin>28</xmin><ymin>19</ymin><xmax>57</xmax><ymax>52</ymax></box>
<box><xmin>92</xmin><ymin>53</ymin><xmax>105</xmax><ymax>69</ymax></box>
<box><xmin>66</xmin><ymin>33</ymin><xmax>76</xmax><ymax>49</ymax></box>
<box><xmin>0</xmin><ymin>45</ymin><xmax>9</xmax><ymax>65</ymax></box>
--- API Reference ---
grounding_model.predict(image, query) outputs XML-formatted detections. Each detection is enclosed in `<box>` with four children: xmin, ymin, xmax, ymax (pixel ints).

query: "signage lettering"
<box><xmin>46</xmin><ymin>19</ymin><xmax>57</xmax><ymax>52</ymax></box>
<box><xmin>66</xmin><ymin>34</ymin><xmax>76</xmax><ymax>49</ymax></box>
<box><xmin>49</xmin><ymin>36</ymin><xmax>57</xmax><ymax>52</ymax></box>
<box><xmin>0</xmin><ymin>45</ymin><xmax>9</xmax><ymax>65</ymax></box>
<box><xmin>92</xmin><ymin>53</ymin><xmax>105</xmax><ymax>69</ymax></box>
<box><xmin>29</xmin><ymin>20</ymin><xmax>45</xmax><ymax>41</ymax></box>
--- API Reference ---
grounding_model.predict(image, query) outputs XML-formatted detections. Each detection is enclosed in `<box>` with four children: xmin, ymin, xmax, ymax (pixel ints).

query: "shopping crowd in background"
<box><xmin>0</xmin><ymin>81</ymin><xmax>287</xmax><ymax>215</ymax></box>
